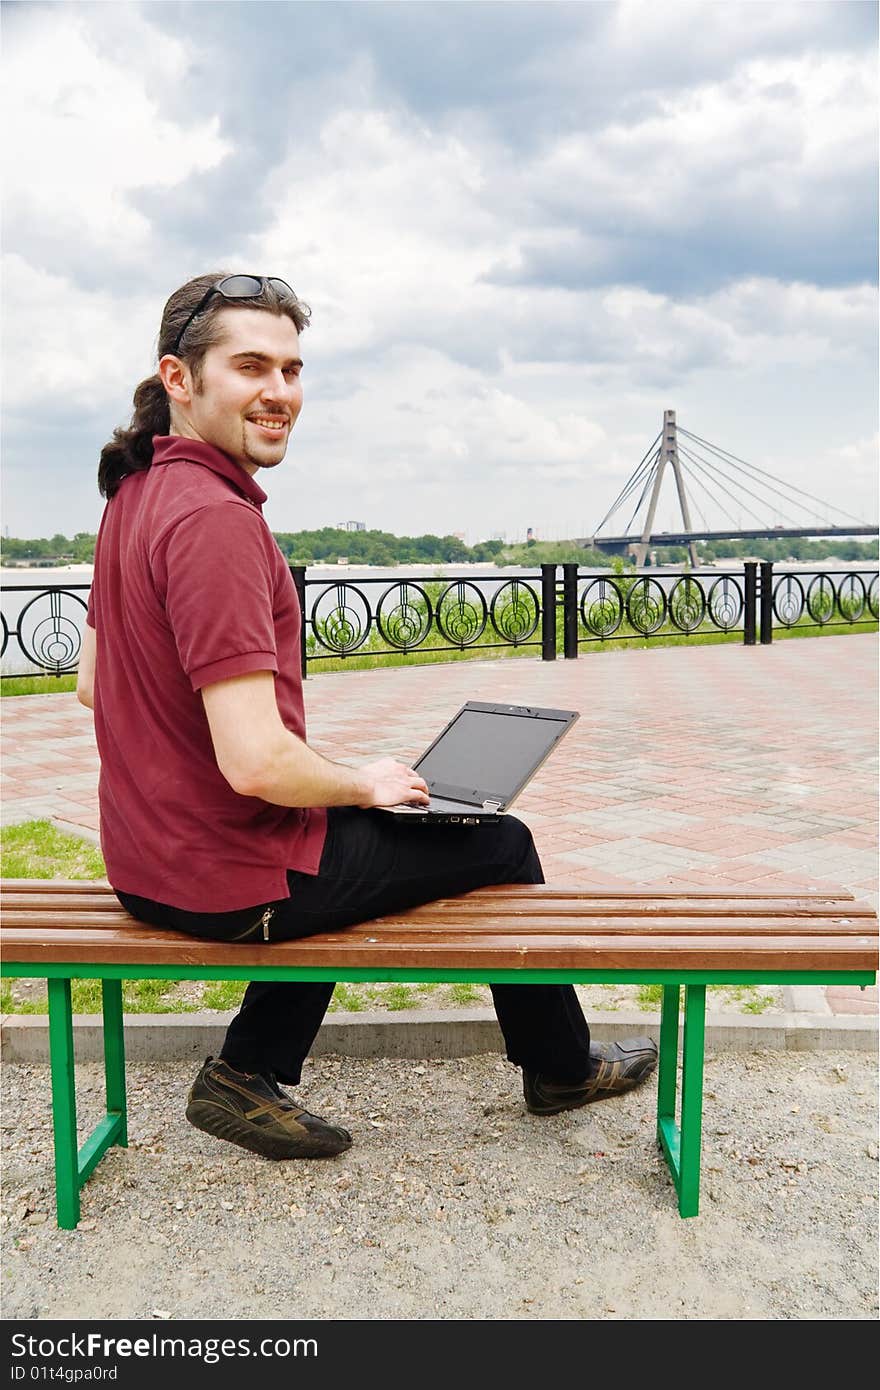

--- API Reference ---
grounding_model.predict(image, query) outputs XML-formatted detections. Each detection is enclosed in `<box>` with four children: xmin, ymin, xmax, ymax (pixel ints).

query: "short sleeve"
<box><xmin>159</xmin><ymin>502</ymin><xmax>279</xmax><ymax>691</ymax></box>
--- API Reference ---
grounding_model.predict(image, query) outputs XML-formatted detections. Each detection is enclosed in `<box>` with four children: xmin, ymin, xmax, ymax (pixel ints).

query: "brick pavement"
<box><xmin>2</xmin><ymin>633</ymin><xmax>876</xmax><ymax>1016</ymax></box>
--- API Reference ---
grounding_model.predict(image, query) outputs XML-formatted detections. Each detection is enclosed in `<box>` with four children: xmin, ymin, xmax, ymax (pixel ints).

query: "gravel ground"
<box><xmin>2</xmin><ymin>1049</ymin><xmax>877</xmax><ymax>1322</ymax></box>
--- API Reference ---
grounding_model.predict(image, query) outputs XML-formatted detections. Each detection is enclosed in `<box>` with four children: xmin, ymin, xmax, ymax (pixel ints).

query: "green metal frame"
<box><xmin>3</xmin><ymin>960</ymin><xmax>875</xmax><ymax>1228</ymax></box>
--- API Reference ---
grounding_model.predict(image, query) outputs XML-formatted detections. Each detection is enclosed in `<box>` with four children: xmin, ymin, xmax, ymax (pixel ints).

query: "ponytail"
<box><xmin>97</xmin><ymin>374</ymin><xmax>170</xmax><ymax>499</ymax></box>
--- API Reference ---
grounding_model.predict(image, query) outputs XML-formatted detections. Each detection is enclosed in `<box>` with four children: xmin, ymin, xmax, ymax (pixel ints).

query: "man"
<box><xmin>78</xmin><ymin>272</ymin><xmax>656</xmax><ymax>1163</ymax></box>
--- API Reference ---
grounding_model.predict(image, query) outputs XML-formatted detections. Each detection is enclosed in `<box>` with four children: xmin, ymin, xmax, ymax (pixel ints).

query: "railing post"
<box><xmin>541</xmin><ymin>565</ymin><xmax>557</xmax><ymax>660</ymax></box>
<box><xmin>562</xmin><ymin>563</ymin><xmax>579</xmax><ymax>659</ymax></box>
<box><xmin>290</xmin><ymin>565</ymin><xmax>308</xmax><ymax>678</ymax></box>
<box><xmin>759</xmin><ymin>561</ymin><xmax>774</xmax><ymax>645</ymax></box>
<box><xmin>743</xmin><ymin>562</ymin><xmax>757</xmax><ymax>646</ymax></box>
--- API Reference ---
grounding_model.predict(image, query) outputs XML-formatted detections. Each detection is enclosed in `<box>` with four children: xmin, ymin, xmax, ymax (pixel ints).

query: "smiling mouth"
<box><xmin>249</xmin><ymin>416</ymin><xmax>289</xmax><ymax>435</ymax></box>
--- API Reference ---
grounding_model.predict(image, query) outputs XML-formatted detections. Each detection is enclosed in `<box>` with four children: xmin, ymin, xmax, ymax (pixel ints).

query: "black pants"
<box><xmin>117</xmin><ymin>807</ymin><xmax>591</xmax><ymax>1086</ymax></box>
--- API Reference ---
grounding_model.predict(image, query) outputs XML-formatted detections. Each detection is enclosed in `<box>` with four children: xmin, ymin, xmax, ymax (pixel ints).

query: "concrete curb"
<box><xmin>1</xmin><ymin>1004</ymin><xmax>876</xmax><ymax>1066</ymax></box>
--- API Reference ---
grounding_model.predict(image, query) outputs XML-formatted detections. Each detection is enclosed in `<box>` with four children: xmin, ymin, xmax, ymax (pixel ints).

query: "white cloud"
<box><xmin>1</xmin><ymin>5</ymin><xmax>230</xmax><ymax>264</ymax></box>
<box><xmin>1</xmin><ymin>254</ymin><xmax>156</xmax><ymax>409</ymax></box>
<box><xmin>532</xmin><ymin>50</ymin><xmax>875</xmax><ymax>225</ymax></box>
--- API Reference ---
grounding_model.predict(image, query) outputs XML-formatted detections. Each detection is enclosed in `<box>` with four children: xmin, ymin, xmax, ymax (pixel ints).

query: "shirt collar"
<box><xmin>151</xmin><ymin>435</ymin><xmax>268</xmax><ymax>508</ymax></box>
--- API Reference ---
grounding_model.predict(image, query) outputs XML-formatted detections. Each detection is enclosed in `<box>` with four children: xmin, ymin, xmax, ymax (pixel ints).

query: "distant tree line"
<box><xmin>652</xmin><ymin>537</ymin><xmax>878</xmax><ymax>564</ymax></box>
<box><xmin>1</xmin><ymin>533</ymin><xmax>97</xmax><ymax>563</ymax></box>
<box><xmin>1</xmin><ymin>530</ymin><xmax>876</xmax><ymax>568</ymax></box>
<box><xmin>272</xmin><ymin>527</ymin><xmax>505</xmax><ymax>565</ymax></box>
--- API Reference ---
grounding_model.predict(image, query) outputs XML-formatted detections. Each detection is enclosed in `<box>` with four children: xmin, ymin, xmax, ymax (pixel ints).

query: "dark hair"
<box><xmin>97</xmin><ymin>273</ymin><xmax>311</xmax><ymax>499</ymax></box>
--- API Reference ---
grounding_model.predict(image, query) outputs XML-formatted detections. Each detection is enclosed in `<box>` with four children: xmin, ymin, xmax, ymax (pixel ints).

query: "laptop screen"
<box><xmin>413</xmin><ymin>704</ymin><xmax>577</xmax><ymax>807</ymax></box>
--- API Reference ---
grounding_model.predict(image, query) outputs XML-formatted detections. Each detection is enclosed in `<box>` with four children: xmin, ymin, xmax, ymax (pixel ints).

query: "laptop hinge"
<box><xmin>482</xmin><ymin>799</ymin><xmax>502</xmax><ymax>813</ymax></box>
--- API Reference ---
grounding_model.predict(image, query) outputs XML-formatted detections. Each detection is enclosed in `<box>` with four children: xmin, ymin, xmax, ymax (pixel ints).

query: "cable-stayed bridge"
<box><xmin>581</xmin><ymin>411</ymin><xmax>877</xmax><ymax>563</ymax></box>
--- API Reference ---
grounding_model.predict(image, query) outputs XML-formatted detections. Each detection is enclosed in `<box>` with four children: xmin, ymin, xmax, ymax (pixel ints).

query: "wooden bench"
<box><xmin>1</xmin><ymin>879</ymin><xmax>876</xmax><ymax>1228</ymax></box>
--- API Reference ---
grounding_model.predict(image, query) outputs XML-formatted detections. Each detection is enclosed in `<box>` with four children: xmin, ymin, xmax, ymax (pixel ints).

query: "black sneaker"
<box><xmin>523</xmin><ymin>1037</ymin><xmax>658</xmax><ymax>1115</ymax></box>
<box><xmin>185</xmin><ymin>1057</ymin><xmax>352</xmax><ymax>1159</ymax></box>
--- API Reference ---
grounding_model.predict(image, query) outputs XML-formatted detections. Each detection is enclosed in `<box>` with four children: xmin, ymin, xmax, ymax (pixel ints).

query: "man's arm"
<box><xmin>76</xmin><ymin>623</ymin><xmax>96</xmax><ymax>710</ymax></box>
<box><xmin>201</xmin><ymin>670</ymin><xmax>429</xmax><ymax>809</ymax></box>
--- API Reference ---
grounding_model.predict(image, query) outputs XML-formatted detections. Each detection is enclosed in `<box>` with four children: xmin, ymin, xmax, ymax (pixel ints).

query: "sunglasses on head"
<box><xmin>171</xmin><ymin>275</ymin><xmax>297</xmax><ymax>356</ymax></box>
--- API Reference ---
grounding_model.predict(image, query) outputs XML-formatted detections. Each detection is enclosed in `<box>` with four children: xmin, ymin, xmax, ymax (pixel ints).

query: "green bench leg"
<box><xmin>46</xmin><ymin>977</ymin><xmax>129</xmax><ymax>1230</ymax></box>
<box><xmin>678</xmin><ymin>984</ymin><xmax>706</xmax><ymax>1218</ymax></box>
<box><xmin>655</xmin><ymin>982</ymin><xmax>706</xmax><ymax>1218</ymax></box>
<box><xmin>657</xmin><ymin>984</ymin><xmax>680</xmax><ymax>1126</ymax></box>
<box><xmin>47</xmin><ymin>977</ymin><xmax>80</xmax><ymax>1230</ymax></box>
<box><xmin>102</xmin><ymin>979</ymin><xmax>128</xmax><ymax>1147</ymax></box>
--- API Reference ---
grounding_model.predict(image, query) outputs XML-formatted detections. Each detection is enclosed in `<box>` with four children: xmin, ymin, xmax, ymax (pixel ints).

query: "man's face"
<box><xmin>169</xmin><ymin>307</ymin><xmax>304</xmax><ymax>475</ymax></box>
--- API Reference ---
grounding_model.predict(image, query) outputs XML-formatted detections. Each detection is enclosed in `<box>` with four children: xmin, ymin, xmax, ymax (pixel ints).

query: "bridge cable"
<box><xmin>670</xmin><ymin>459</ymin><xmax>714</xmax><ymax>534</ymax></box>
<box><xmin>678</xmin><ymin>445</ymin><xmax>794</xmax><ymax>528</ymax></box>
<box><xmin>594</xmin><ymin>463</ymin><xmax>656</xmax><ymax>534</ymax></box>
<box><xmin>677</xmin><ymin>446</ymin><xmax>790</xmax><ymax>528</ymax></box>
<box><xmin>623</xmin><ymin>452</ymin><xmax>663</xmax><ymax>536</ymax></box>
<box><xmin>679</xmin><ymin>429</ymin><xmax>867</xmax><ymax>526</ymax></box>
<box><xmin>675</xmin><ymin>451</ymin><xmax>751</xmax><ymax>531</ymax></box>
<box><xmin>679</xmin><ymin>431</ymin><xmax>831</xmax><ymax>525</ymax></box>
<box><xmin>593</xmin><ymin>439</ymin><xmax>661</xmax><ymax>535</ymax></box>
<box><xmin>592</xmin><ymin>432</ymin><xmax>662</xmax><ymax>534</ymax></box>
<box><xmin>677</xmin><ymin>441</ymin><xmax>805</xmax><ymax>527</ymax></box>
<box><xmin>605</xmin><ymin>452</ymin><xmax>660</xmax><ymax>519</ymax></box>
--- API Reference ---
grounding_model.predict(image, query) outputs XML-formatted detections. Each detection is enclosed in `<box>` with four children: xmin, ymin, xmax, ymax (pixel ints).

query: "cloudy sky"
<box><xmin>2</xmin><ymin>0</ymin><xmax>877</xmax><ymax>544</ymax></box>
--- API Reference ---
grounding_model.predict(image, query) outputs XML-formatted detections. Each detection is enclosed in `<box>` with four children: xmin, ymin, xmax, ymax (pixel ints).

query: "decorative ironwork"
<box><xmin>772</xmin><ymin>574</ymin><xmax>805</xmax><ymax>627</ymax></box>
<box><xmin>375</xmin><ymin>582</ymin><xmax>433</xmax><ymax>651</ymax></box>
<box><xmin>308</xmin><ymin>582</ymin><xmax>372</xmax><ymax>656</ymax></box>
<box><xmin>1</xmin><ymin>611</ymin><xmax>8</xmax><ymax>659</ymax></box>
<box><xmin>16</xmin><ymin>590</ymin><xmax>88</xmax><ymax>673</ymax></box>
<box><xmin>579</xmin><ymin>578</ymin><xmax>624</xmax><ymax>638</ymax></box>
<box><xmin>706</xmin><ymin>577</ymin><xmax>743</xmax><ymax>631</ymax></box>
<box><xmin>836</xmin><ymin>573</ymin><xmax>866</xmax><ymax>623</ymax></box>
<box><xmin>869</xmin><ymin>575</ymin><xmax>879</xmax><ymax>620</ymax></box>
<box><xmin>626</xmin><ymin>578</ymin><xmax>667</xmax><ymax>635</ymax></box>
<box><xmin>668</xmin><ymin>577</ymin><xmax>706</xmax><ymax>633</ymax></box>
<box><xmin>435</xmin><ymin>581</ymin><xmax>488</xmax><ymax>646</ymax></box>
<box><xmin>489</xmin><ymin>579</ymin><xmax>539</xmax><ymax>644</ymax></box>
<box><xmin>806</xmin><ymin>575</ymin><xmax>835</xmax><ymax>626</ymax></box>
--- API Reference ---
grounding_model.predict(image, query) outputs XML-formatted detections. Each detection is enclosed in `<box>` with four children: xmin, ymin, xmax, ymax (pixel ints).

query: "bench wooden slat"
<box><xmin>0</xmin><ymin>879</ymin><xmax>858</xmax><ymax>903</ymax></box>
<box><xmin>0</xmin><ymin>895</ymin><xmax>867</xmax><ymax>917</ymax></box>
<box><xmin>1</xmin><ymin>912</ymin><xmax>873</xmax><ymax>939</ymax></box>
<box><xmin>3</xmin><ymin>929</ymin><xmax>876</xmax><ymax>972</ymax></box>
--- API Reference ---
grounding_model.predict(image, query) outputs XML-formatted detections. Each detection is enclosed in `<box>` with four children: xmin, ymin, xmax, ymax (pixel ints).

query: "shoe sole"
<box><xmin>526</xmin><ymin>1084</ymin><xmax>639</xmax><ymax>1115</ymax></box>
<box><xmin>185</xmin><ymin>1100</ymin><xmax>352</xmax><ymax>1159</ymax></box>
<box><xmin>525</xmin><ymin>1064</ymin><xmax>658</xmax><ymax>1115</ymax></box>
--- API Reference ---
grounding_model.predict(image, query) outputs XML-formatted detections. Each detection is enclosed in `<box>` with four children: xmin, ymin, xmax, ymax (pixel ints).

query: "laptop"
<box><xmin>378</xmin><ymin>701</ymin><xmax>579</xmax><ymax>825</ymax></box>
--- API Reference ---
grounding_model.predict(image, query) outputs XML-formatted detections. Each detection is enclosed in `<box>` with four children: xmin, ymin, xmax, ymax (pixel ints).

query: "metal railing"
<box><xmin>557</xmin><ymin>562</ymin><xmax>878</xmax><ymax>659</ymax></box>
<box><xmin>290</xmin><ymin>567</ymin><xmax>542</xmax><ymax>677</ymax></box>
<box><xmin>1</xmin><ymin>583</ymin><xmax>90</xmax><ymax>678</ymax></box>
<box><xmin>1</xmin><ymin>563</ymin><xmax>877</xmax><ymax>679</ymax></box>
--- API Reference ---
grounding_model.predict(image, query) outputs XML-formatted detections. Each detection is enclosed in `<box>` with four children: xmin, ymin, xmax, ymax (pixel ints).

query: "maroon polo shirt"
<box><xmin>87</xmin><ymin>435</ymin><xmax>327</xmax><ymax>911</ymax></box>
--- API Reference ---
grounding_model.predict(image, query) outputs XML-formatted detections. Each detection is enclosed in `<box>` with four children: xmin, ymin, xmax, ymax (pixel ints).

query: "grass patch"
<box><xmin>1</xmin><ymin>675</ymin><xmax>78</xmax><ymax>696</ymax></box>
<box><xmin>1</xmin><ymin>819</ymin><xmax>105</xmax><ymax>879</ymax></box>
<box><xmin>201</xmin><ymin>980</ymin><xmax>248</xmax><ymax>1011</ymax></box>
<box><xmin>1</xmin><ymin>978</ymin><xmax>197</xmax><ymax>1015</ymax></box>
<box><xmin>635</xmin><ymin>982</ymin><xmax>777</xmax><ymax>1014</ymax></box>
<box><xmin>446</xmin><ymin>982</ymin><xmax>483</xmax><ymax>1006</ymax></box>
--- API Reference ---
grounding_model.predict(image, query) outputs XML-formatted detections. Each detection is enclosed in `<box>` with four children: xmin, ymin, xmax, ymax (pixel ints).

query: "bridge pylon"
<box><xmin>635</xmin><ymin>410</ymin><xmax>699</xmax><ymax>567</ymax></box>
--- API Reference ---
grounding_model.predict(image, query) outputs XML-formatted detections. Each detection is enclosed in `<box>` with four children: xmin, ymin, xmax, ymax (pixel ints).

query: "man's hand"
<box><xmin>356</xmin><ymin>758</ymin><xmax>430</xmax><ymax>809</ymax></box>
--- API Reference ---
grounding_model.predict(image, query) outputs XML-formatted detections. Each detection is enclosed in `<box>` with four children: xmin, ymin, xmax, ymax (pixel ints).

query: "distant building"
<box><xmin>336</xmin><ymin>521</ymin><xmax>366</xmax><ymax>531</ymax></box>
